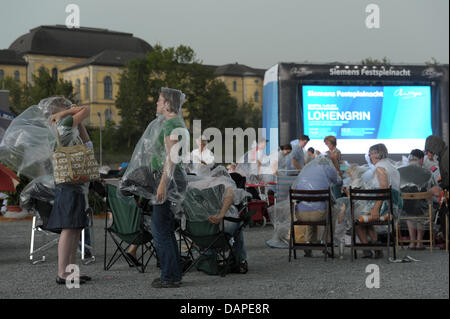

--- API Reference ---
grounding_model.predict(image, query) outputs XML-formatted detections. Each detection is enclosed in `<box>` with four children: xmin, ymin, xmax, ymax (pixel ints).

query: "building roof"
<box><xmin>214</xmin><ymin>63</ymin><xmax>265</xmax><ymax>77</ymax></box>
<box><xmin>0</xmin><ymin>49</ymin><xmax>27</xmax><ymax>66</ymax></box>
<box><xmin>61</xmin><ymin>50</ymin><xmax>147</xmax><ymax>72</ymax></box>
<box><xmin>9</xmin><ymin>25</ymin><xmax>152</xmax><ymax>58</ymax></box>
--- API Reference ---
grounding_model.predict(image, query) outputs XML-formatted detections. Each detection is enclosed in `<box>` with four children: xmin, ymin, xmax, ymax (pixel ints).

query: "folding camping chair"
<box><xmin>288</xmin><ymin>187</ymin><xmax>334</xmax><ymax>261</ymax></box>
<box><xmin>103</xmin><ymin>181</ymin><xmax>156</xmax><ymax>273</ymax></box>
<box><xmin>29</xmin><ymin>199</ymin><xmax>93</xmax><ymax>264</ymax></box>
<box><xmin>180</xmin><ymin>184</ymin><xmax>252</xmax><ymax>277</ymax></box>
<box><xmin>396</xmin><ymin>191</ymin><xmax>434</xmax><ymax>252</ymax></box>
<box><xmin>349</xmin><ymin>186</ymin><xmax>397</xmax><ymax>262</ymax></box>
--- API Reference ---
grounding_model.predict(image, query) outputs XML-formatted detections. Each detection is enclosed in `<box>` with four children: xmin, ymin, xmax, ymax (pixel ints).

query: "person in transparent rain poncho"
<box><xmin>291</xmin><ymin>155</ymin><xmax>342</xmax><ymax>257</ymax></box>
<box><xmin>266</xmin><ymin>155</ymin><xmax>342</xmax><ymax>250</ymax></box>
<box><xmin>182</xmin><ymin>166</ymin><xmax>252</xmax><ymax>272</ymax></box>
<box><xmin>333</xmin><ymin>163</ymin><xmax>369</xmax><ymax>258</ymax></box>
<box><xmin>1</xmin><ymin>96</ymin><xmax>93</xmax><ymax>284</ymax></box>
<box><xmin>398</xmin><ymin>149</ymin><xmax>437</xmax><ymax>250</ymax></box>
<box><xmin>354</xmin><ymin>143</ymin><xmax>401</xmax><ymax>259</ymax></box>
<box><xmin>120</xmin><ymin>88</ymin><xmax>189</xmax><ymax>288</ymax></box>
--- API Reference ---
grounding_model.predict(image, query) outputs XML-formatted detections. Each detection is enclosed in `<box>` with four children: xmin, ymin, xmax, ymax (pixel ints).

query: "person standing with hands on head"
<box><xmin>44</xmin><ymin>98</ymin><xmax>92</xmax><ymax>285</ymax></box>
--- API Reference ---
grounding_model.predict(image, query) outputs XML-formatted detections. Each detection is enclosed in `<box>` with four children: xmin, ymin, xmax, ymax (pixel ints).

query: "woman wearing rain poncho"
<box><xmin>120</xmin><ymin>88</ymin><xmax>189</xmax><ymax>288</ymax></box>
<box><xmin>0</xmin><ymin>96</ymin><xmax>93</xmax><ymax>284</ymax></box>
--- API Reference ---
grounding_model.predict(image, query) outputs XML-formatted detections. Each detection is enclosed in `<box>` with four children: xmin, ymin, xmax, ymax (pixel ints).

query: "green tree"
<box><xmin>0</xmin><ymin>68</ymin><xmax>74</xmax><ymax>115</ymax></box>
<box><xmin>0</xmin><ymin>77</ymin><xmax>23</xmax><ymax>114</ymax></box>
<box><xmin>361</xmin><ymin>57</ymin><xmax>391</xmax><ymax>65</ymax></box>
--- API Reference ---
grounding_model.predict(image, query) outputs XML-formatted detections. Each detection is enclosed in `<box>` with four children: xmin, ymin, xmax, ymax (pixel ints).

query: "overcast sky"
<box><xmin>0</xmin><ymin>0</ymin><xmax>448</xmax><ymax>69</ymax></box>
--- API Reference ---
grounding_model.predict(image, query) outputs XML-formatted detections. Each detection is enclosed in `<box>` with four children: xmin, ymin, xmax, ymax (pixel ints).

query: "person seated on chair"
<box><xmin>190</xmin><ymin>135</ymin><xmax>215</xmax><ymax>175</ymax></box>
<box><xmin>292</xmin><ymin>155</ymin><xmax>342</xmax><ymax>257</ymax></box>
<box><xmin>289</xmin><ymin>135</ymin><xmax>310</xmax><ymax>174</ymax></box>
<box><xmin>398</xmin><ymin>149</ymin><xmax>437</xmax><ymax>250</ymax></box>
<box><xmin>334</xmin><ymin>164</ymin><xmax>370</xmax><ymax>247</ymax></box>
<box><xmin>355</xmin><ymin>144</ymin><xmax>400</xmax><ymax>259</ymax></box>
<box><xmin>188</xmin><ymin>166</ymin><xmax>250</xmax><ymax>272</ymax></box>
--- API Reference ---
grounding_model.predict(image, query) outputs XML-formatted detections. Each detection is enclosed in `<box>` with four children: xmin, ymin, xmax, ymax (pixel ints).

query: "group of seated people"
<box><xmin>263</xmin><ymin>135</ymin><xmax>447</xmax><ymax>259</ymax></box>
<box><xmin>120</xmin><ymin>132</ymin><xmax>447</xmax><ymax>269</ymax></box>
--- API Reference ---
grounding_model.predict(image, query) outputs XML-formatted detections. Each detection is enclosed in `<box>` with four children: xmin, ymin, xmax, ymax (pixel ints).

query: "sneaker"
<box><xmin>151</xmin><ymin>278</ymin><xmax>181</xmax><ymax>288</ymax></box>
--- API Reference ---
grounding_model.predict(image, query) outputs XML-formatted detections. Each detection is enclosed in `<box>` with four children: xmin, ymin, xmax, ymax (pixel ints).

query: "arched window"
<box><xmin>233</xmin><ymin>81</ymin><xmax>237</xmax><ymax>92</ymax></box>
<box><xmin>105</xmin><ymin>108</ymin><xmax>113</xmax><ymax>122</ymax></box>
<box><xmin>104</xmin><ymin>76</ymin><xmax>112</xmax><ymax>99</ymax></box>
<box><xmin>84</xmin><ymin>77</ymin><xmax>89</xmax><ymax>100</ymax></box>
<box><xmin>14</xmin><ymin>70</ymin><xmax>20</xmax><ymax>82</ymax></box>
<box><xmin>52</xmin><ymin>67</ymin><xmax>58</xmax><ymax>81</ymax></box>
<box><xmin>254</xmin><ymin>91</ymin><xmax>259</xmax><ymax>103</ymax></box>
<box><xmin>0</xmin><ymin>69</ymin><xmax>4</xmax><ymax>80</ymax></box>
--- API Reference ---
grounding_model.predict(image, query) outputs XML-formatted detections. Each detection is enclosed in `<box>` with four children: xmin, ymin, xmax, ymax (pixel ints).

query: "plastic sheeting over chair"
<box><xmin>20</xmin><ymin>175</ymin><xmax>56</xmax><ymax>210</ymax></box>
<box><xmin>183</xmin><ymin>166</ymin><xmax>251</xmax><ymax>223</ymax></box>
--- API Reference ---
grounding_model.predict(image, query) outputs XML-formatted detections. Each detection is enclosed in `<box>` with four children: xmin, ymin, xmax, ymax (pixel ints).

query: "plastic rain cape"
<box><xmin>398</xmin><ymin>162</ymin><xmax>435</xmax><ymax>222</ymax></box>
<box><xmin>182</xmin><ymin>166</ymin><xmax>251</xmax><ymax>223</ymax></box>
<box><xmin>119</xmin><ymin>88</ymin><xmax>189</xmax><ymax>214</ymax></box>
<box><xmin>292</xmin><ymin>156</ymin><xmax>342</xmax><ymax>210</ymax></box>
<box><xmin>0</xmin><ymin>97</ymin><xmax>78</xmax><ymax>180</ymax></box>
<box><xmin>266</xmin><ymin>156</ymin><xmax>341</xmax><ymax>248</ymax></box>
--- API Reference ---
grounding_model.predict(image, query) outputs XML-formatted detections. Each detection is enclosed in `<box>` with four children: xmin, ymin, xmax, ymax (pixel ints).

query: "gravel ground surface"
<box><xmin>0</xmin><ymin>218</ymin><xmax>448</xmax><ymax>299</ymax></box>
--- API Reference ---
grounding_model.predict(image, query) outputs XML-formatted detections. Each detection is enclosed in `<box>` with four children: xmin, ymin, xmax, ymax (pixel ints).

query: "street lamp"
<box><xmin>97</xmin><ymin>112</ymin><xmax>102</xmax><ymax>167</ymax></box>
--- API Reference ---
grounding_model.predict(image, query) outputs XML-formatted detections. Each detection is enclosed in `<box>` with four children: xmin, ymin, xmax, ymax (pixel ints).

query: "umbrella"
<box><xmin>0</xmin><ymin>163</ymin><xmax>19</xmax><ymax>192</ymax></box>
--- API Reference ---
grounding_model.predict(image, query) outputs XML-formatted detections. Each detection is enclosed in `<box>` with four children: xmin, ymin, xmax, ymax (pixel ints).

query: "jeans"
<box><xmin>150</xmin><ymin>201</ymin><xmax>181</xmax><ymax>282</ymax></box>
<box><xmin>224</xmin><ymin>220</ymin><xmax>247</xmax><ymax>260</ymax></box>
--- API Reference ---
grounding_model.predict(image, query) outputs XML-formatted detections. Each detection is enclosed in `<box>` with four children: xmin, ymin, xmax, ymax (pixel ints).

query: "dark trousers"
<box><xmin>150</xmin><ymin>201</ymin><xmax>181</xmax><ymax>282</ymax></box>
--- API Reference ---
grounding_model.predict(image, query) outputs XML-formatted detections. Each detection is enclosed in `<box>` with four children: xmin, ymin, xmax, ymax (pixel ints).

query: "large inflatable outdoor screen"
<box><xmin>263</xmin><ymin>63</ymin><xmax>449</xmax><ymax>158</ymax></box>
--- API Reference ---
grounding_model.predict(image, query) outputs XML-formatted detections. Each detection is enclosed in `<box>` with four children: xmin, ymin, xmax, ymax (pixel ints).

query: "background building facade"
<box><xmin>0</xmin><ymin>25</ymin><xmax>264</xmax><ymax>127</ymax></box>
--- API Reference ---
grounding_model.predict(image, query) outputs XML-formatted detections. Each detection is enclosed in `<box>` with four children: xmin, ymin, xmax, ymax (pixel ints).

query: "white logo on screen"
<box><xmin>394</xmin><ymin>89</ymin><xmax>423</xmax><ymax>99</ymax></box>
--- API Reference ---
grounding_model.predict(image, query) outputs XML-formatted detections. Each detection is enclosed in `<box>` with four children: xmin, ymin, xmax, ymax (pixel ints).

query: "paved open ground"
<box><xmin>0</xmin><ymin>217</ymin><xmax>448</xmax><ymax>299</ymax></box>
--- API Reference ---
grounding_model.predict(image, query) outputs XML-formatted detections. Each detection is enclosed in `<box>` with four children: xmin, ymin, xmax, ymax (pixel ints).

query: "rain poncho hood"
<box><xmin>119</xmin><ymin>88</ymin><xmax>189</xmax><ymax>213</ymax></box>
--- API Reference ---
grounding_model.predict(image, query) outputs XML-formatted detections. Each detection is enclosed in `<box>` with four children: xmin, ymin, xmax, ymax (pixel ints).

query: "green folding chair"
<box><xmin>103</xmin><ymin>182</ymin><xmax>156</xmax><ymax>273</ymax></box>
<box><xmin>180</xmin><ymin>185</ymin><xmax>252</xmax><ymax>277</ymax></box>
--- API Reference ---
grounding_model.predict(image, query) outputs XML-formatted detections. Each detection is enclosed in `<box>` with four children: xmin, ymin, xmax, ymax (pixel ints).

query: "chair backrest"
<box><xmin>107</xmin><ymin>184</ymin><xmax>143</xmax><ymax>236</ymax></box>
<box><xmin>230</xmin><ymin>173</ymin><xmax>246</xmax><ymax>189</ymax></box>
<box><xmin>402</xmin><ymin>191</ymin><xmax>432</xmax><ymax>201</ymax></box>
<box><xmin>33</xmin><ymin>199</ymin><xmax>53</xmax><ymax>225</ymax></box>
<box><xmin>349</xmin><ymin>187</ymin><xmax>392</xmax><ymax>199</ymax></box>
<box><xmin>275</xmin><ymin>173</ymin><xmax>299</xmax><ymax>202</ymax></box>
<box><xmin>349</xmin><ymin>186</ymin><xmax>394</xmax><ymax>219</ymax></box>
<box><xmin>288</xmin><ymin>188</ymin><xmax>332</xmax><ymax>224</ymax></box>
<box><xmin>401</xmin><ymin>191</ymin><xmax>432</xmax><ymax>217</ymax></box>
<box><xmin>289</xmin><ymin>188</ymin><xmax>332</xmax><ymax>203</ymax></box>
